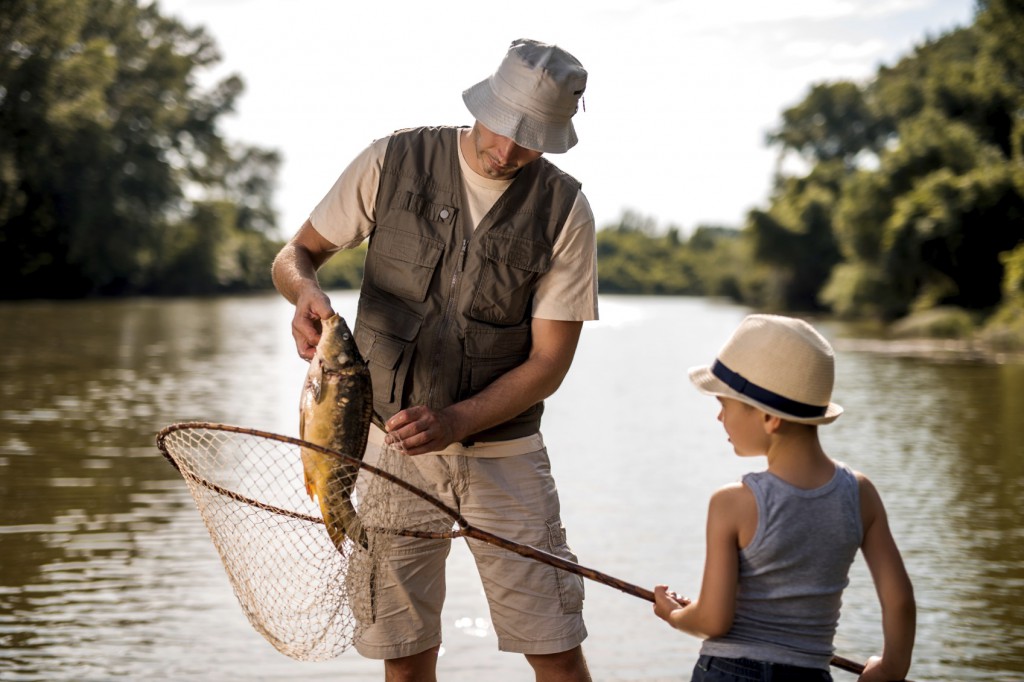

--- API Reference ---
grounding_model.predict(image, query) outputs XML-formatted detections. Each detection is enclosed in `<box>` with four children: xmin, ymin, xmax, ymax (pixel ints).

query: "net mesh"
<box><xmin>156</xmin><ymin>423</ymin><xmax>458</xmax><ymax>661</ymax></box>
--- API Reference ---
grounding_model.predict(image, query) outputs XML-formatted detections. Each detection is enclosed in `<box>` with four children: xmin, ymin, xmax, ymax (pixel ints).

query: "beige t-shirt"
<box><xmin>309</xmin><ymin>129</ymin><xmax>599</xmax><ymax>322</ymax></box>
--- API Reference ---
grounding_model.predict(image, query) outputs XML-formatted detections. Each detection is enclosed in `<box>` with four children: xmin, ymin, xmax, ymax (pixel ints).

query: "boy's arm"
<box><xmin>654</xmin><ymin>483</ymin><xmax>751</xmax><ymax>638</ymax></box>
<box><xmin>857</xmin><ymin>473</ymin><xmax>916</xmax><ymax>681</ymax></box>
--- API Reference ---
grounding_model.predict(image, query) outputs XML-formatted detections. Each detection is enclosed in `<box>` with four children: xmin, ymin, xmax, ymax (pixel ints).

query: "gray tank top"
<box><xmin>699</xmin><ymin>463</ymin><xmax>862</xmax><ymax>670</ymax></box>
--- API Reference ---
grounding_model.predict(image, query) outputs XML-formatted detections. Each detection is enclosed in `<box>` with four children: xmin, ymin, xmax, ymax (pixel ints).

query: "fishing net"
<box><xmin>156</xmin><ymin>422</ymin><xmax>457</xmax><ymax>662</ymax></box>
<box><xmin>156</xmin><ymin>422</ymin><xmax>870</xmax><ymax>677</ymax></box>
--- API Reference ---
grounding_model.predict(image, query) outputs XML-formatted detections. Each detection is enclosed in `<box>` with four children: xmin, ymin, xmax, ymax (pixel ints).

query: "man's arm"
<box><xmin>385</xmin><ymin>317</ymin><xmax>583</xmax><ymax>455</ymax></box>
<box><xmin>271</xmin><ymin>219</ymin><xmax>340</xmax><ymax>360</ymax></box>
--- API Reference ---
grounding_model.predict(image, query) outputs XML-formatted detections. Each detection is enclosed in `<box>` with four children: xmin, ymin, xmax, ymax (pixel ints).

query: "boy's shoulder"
<box><xmin>710</xmin><ymin>480</ymin><xmax>756</xmax><ymax>512</ymax></box>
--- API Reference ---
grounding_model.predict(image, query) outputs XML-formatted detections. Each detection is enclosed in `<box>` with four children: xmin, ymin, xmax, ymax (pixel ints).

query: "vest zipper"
<box><xmin>425</xmin><ymin>238</ymin><xmax>469</xmax><ymax>407</ymax></box>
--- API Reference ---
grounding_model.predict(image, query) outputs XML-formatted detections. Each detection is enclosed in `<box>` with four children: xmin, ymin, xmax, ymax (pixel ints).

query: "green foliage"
<box><xmin>3</xmin><ymin>0</ymin><xmax>1022</xmax><ymax>313</ymax></box>
<box><xmin>766</xmin><ymin>81</ymin><xmax>889</xmax><ymax>167</ymax></box>
<box><xmin>595</xmin><ymin>213</ymin><xmax>747</xmax><ymax>298</ymax></box>
<box><xmin>317</xmin><ymin>243</ymin><xmax>367</xmax><ymax>289</ymax></box>
<box><xmin>979</xmin><ymin>244</ymin><xmax>1024</xmax><ymax>349</ymax></box>
<box><xmin>889</xmin><ymin>306</ymin><xmax>978</xmax><ymax>339</ymax></box>
<box><xmin>0</xmin><ymin>0</ymin><xmax>281</xmax><ymax>298</ymax></box>
<box><xmin>745</xmin><ymin>163</ymin><xmax>843</xmax><ymax>311</ymax></box>
<box><xmin>820</xmin><ymin>261</ymin><xmax>894</xmax><ymax>319</ymax></box>
<box><xmin>760</xmin><ymin>4</ymin><xmax>1024</xmax><ymax>324</ymax></box>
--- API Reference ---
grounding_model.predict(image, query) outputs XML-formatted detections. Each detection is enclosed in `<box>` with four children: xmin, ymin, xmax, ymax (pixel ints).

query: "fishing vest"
<box><xmin>353</xmin><ymin>125</ymin><xmax>580</xmax><ymax>443</ymax></box>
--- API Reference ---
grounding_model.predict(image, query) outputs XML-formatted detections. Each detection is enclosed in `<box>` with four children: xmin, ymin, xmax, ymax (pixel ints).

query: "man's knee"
<box><xmin>525</xmin><ymin>645</ymin><xmax>592</xmax><ymax>682</ymax></box>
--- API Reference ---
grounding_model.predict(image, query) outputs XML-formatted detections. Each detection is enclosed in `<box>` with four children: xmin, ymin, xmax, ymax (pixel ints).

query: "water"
<box><xmin>1</xmin><ymin>293</ymin><xmax>1022</xmax><ymax>681</ymax></box>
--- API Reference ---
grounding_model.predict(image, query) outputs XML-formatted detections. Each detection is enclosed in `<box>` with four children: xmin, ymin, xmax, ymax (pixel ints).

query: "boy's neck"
<box><xmin>764</xmin><ymin>427</ymin><xmax>834</xmax><ymax>489</ymax></box>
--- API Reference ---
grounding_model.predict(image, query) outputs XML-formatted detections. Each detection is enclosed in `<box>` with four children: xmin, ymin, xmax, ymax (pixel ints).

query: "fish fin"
<box><xmin>299</xmin><ymin>448</ymin><xmax>318</xmax><ymax>501</ymax></box>
<box><xmin>313</xmin><ymin>363</ymin><xmax>324</xmax><ymax>402</ymax></box>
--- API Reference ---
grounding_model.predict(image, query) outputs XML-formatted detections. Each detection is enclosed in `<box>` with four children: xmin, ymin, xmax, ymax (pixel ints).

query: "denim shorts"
<box><xmin>691</xmin><ymin>655</ymin><xmax>833</xmax><ymax>682</ymax></box>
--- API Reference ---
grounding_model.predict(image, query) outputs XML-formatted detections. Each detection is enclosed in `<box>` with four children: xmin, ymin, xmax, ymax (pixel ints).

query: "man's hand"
<box><xmin>271</xmin><ymin>219</ymin><xmax>342</xmax><ymax>361</ymax></box>
<box><xmin>291</xmin><ymin>289</ymin><xmax>335</xmax><ymax>361</ymax></box>
<box><xmin>384</xmin><ymin>405</ymin><xmax>459</xmax><ymax>456</ymax></box>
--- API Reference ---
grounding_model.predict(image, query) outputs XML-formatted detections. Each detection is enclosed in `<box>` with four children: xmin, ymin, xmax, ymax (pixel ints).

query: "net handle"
<box><xmin>155</xmin><ymin>421</ymin><xmax>652</xmax><ymax>598</ymax></box>
<box><xmin>156</xmin><ymin>421</ymin><xmax>876</xmax><ymax>678</ymax></box>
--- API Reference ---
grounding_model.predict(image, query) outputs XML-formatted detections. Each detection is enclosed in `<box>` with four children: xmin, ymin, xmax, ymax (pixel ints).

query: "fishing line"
<box><xmin>157</xmin><ymin>421</ymin><xmax>885</xmax><ymax>677</ymax></box>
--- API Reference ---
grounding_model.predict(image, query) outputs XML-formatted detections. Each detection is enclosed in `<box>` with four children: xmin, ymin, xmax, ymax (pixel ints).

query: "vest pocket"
<box><xmin>355</xmin><ymin>297</ymin><xmax>422</xmax><ymax>410</ymax></box>
<box><xmin>365</xmin><ymin>225</ymin><xmax>444</xmax><ymax>303</ymax></box>
<box><xmin>470</xmin><ymin>232</ymin><xmax>551</xmax><ymax>325</ymax></box>
<box><xmin>463</xmin><ymin>326</ymin><xmax>530</xmax><ymax>392</ymax></box>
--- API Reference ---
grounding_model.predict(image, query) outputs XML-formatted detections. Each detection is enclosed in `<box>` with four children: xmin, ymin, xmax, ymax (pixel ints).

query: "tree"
<box><xmin>766</xmin><ymin>80</ymin><xmax>889</xmax><ymax>171</ymax></box>
<box><xmin>0</xmin><ymin>0</ymin><xmax>281</xmax><ymax>298</ymax></box>
<box><xmin>758</xmin><ymin>9</ymin><xmax>1024</xmax><ymax>323</ymax></box>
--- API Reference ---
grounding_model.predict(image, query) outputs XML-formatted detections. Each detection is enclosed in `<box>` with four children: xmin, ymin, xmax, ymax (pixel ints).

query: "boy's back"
<box><xmin>702</xmin><ymin>466</ymin><xmax>861</xmax><ymax>669</ymax></box>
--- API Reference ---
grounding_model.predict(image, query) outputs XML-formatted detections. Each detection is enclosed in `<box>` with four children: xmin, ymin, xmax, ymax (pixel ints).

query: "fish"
<box><xmin>299</xmin><ymin>313</ymin><xmax>373</xmax><ymax>552</ymax></box>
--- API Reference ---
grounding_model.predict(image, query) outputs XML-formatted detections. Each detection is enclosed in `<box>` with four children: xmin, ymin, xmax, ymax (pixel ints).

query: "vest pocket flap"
<box><xmin>366</xmin><ymin>334</ymin><xmax>403</xmax><ymax>370</ymax></box>
<box><xmin>483</xmin><ymin>232</ymin><xmax>551</xmax><ymax>273</ymax></box>
<box><xmin>358</xmin><ymin>296</ymin><xmax>423</xmax><ymax>342</ymax></box>
<box><xmin>374</xmin><ymin>225</ymin><xmax>445</xmax><ymax>268</ymax></box>
<box><xmin>397</xmin><ymin>191</ymin><xmax>458</xmax><ymax>226</ymax></box>
<box><xmin>464</xmin><ymin>326</ymin><xmax>531</xmax><ymax>358</ymax></box>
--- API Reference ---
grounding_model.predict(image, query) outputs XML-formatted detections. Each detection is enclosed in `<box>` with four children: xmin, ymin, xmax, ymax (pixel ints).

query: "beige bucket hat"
<box><xmin>689</xmin><ymin>314</ymin><xmax>843</xmax><ymax>425</ymax></box>
<box><xmin>462</xmin><ymin>38</ymin><xmax>587</xmax><ymax>154</ymax></box>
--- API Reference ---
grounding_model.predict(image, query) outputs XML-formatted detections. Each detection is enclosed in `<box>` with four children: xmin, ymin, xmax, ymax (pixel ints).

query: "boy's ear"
<box><xmin>762</xmin><ymin>412</ymin><xmax>783</xmax><ymax>434</ymax></box>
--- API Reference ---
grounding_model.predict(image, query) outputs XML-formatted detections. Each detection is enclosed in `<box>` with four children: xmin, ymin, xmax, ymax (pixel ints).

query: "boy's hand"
<box><xmin>857</xmin><ymin>655</ymin><xmax>905</xmax><ymax>681</ymax></box>
<box><xmin>653</xmin><ymin>584</ymin><xmax>691</xmax><ymax>624</ymax></box>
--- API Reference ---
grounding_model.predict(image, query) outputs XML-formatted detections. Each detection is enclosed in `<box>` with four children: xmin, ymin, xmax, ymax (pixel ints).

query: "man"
<box><xmin>272</xmin><ymin>38</ymin><xmax>597</xmax><ymax>682</ymax></box>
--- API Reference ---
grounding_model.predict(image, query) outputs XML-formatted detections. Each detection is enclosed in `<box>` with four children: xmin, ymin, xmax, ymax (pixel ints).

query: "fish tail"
<box><xmin>319</xmin><ymin>506</ymin><xmax>349</xmax><ymax>555</ymax></box>
<box><xmin>320</xmin><ymin>476</ymin><xmax>368</xmax><ymax>552</ymax></box>
<box><xmin>336</xmin><ymin>496</ymin><xmax>368</xmax><ymax>550</ymax></box>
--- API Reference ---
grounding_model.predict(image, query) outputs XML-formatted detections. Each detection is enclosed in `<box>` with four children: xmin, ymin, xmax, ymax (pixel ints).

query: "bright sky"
<box><xmin>157</xmin><ymin>0</ymin><xmax>975</xmax><ymax>238</ymax></box>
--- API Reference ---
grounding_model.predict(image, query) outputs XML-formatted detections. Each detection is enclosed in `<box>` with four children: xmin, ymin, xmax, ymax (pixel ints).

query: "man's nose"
<box><xmin>494</xmin><ymin>136</ymin><xmax>517</xmax><ymax>163</ymax></box>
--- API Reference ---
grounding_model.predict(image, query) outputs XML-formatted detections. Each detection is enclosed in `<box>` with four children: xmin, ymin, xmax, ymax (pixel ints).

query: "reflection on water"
<box><xmin>0</xmin><ymin>295</ymin><xmax>1022</xmax><ymax>681</ymax></box>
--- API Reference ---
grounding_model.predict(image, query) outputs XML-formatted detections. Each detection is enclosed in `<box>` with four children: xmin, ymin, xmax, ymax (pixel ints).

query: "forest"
<box><xmin>2</xmin><ymin>0</ymin><xmax>1022</xmax><ymax>345</ymax></box>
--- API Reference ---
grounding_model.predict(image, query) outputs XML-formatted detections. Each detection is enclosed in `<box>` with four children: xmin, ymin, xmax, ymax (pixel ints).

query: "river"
<box><xmin>1</xmin><ymin>292</ymin><xmax>1021</xmax><ymax>681</ymax></box>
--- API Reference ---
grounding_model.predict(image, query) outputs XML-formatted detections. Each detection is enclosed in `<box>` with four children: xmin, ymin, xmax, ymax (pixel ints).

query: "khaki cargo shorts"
<box><xmin>352</xmin><ymin>443</ymin><xmax>587</xmax><ymax>660</ymax></box>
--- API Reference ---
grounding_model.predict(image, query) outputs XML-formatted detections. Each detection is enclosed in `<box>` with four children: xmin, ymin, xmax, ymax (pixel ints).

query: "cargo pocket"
<box><xmin>364</xmin><ymin>224</ymin><xmax>444</xmax><ymax>302</ymax></box>
<box><xmin>470</xmin><ymin>231</ymin><xmax>550</xmax><ymax>325</ymax></box>
<box><xmin>546</xmin><ymin>516</ymin><xmax>584</xmax><ymax>613</ymax></box>
<box><xmin>355</xmin><ymin>298</ymin><xmax>422</xmax><ymax>411</ymax></box>
<box><xmin>464</xmin><ymin>325</ymin><xmax>531</xmax><ymax>392</ymax></box>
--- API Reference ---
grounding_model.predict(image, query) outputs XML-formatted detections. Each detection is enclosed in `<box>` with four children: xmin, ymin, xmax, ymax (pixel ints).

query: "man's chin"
<box><xmin>487</xmin><ymin>165</ymin><xmax>517</xmax><ymax>179</ymax></box>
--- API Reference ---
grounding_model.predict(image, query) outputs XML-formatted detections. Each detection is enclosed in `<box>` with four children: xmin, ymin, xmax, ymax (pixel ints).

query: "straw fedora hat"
<box><xmin>462</xmin><ymin>38</ymin><xmax>587</xmax><ymax>154</ymax></box>
<box><xmin>689</xmin><ymin>314</ymin><xmax>843</xmax><ymax>425</ymax></box>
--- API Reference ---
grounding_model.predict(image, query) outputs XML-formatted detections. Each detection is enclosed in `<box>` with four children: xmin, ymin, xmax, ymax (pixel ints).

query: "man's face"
<box><xmin>467</xmin><ymin>122</ymin><xmax>543</xmax><ymax>180</ymax></box>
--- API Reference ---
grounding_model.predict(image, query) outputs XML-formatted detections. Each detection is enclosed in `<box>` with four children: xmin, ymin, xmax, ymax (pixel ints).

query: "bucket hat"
<box><xmin>688</xmin><ymin>314</ymin><xmax>843</xmax><ymax>425</ymax></box>
<box><xmin>463</xmin><ymin>38</ymin><xmax>587</xmax><ymax>154</ymax></box>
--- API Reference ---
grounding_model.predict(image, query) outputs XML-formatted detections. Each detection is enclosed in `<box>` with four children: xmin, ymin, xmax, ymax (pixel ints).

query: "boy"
<box><xmin>654</xmin><ymin>314</ymin><xmax>915</xmax><ymax>682</ymax></box>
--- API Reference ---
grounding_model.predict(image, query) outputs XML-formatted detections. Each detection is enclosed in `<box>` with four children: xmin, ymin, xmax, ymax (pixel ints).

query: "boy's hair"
<box><xmin>688</xmin><ymin>314</ymin><xmax>843</xmax><ymax>425</ymax></box>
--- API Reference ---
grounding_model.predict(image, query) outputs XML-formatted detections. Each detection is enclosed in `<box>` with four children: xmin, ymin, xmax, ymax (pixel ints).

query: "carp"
<box><xmin>299</xmin><ymin>313</ymin><xmax>373</xmax><ymax>552</ymax></box>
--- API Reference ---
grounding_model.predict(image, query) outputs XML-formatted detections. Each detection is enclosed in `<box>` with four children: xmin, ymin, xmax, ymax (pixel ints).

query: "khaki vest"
<box><xmin>353</xmin><ymin>126</ymin><xmax>580</xmax><ymax>443</ymax></box>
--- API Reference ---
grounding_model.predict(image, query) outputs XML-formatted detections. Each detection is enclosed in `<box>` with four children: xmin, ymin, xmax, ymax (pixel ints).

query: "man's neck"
<box><xmin>459</xmin><ymin>127</ymin><xmax>487</xmax><ymax>178</ymax></box>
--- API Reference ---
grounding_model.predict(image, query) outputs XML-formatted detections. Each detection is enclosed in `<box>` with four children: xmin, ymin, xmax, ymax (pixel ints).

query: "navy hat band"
<box><xmin>712</xmin><ymin>360</ymin><xmax>827</xmax><ymax>419</ymax></box>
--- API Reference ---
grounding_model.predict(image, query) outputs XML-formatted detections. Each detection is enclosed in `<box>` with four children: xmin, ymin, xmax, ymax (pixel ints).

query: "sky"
<box><xmin>156</xmin><ymin>0</ymin><xmax>977</xmax><ymax>238</ymax></box>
